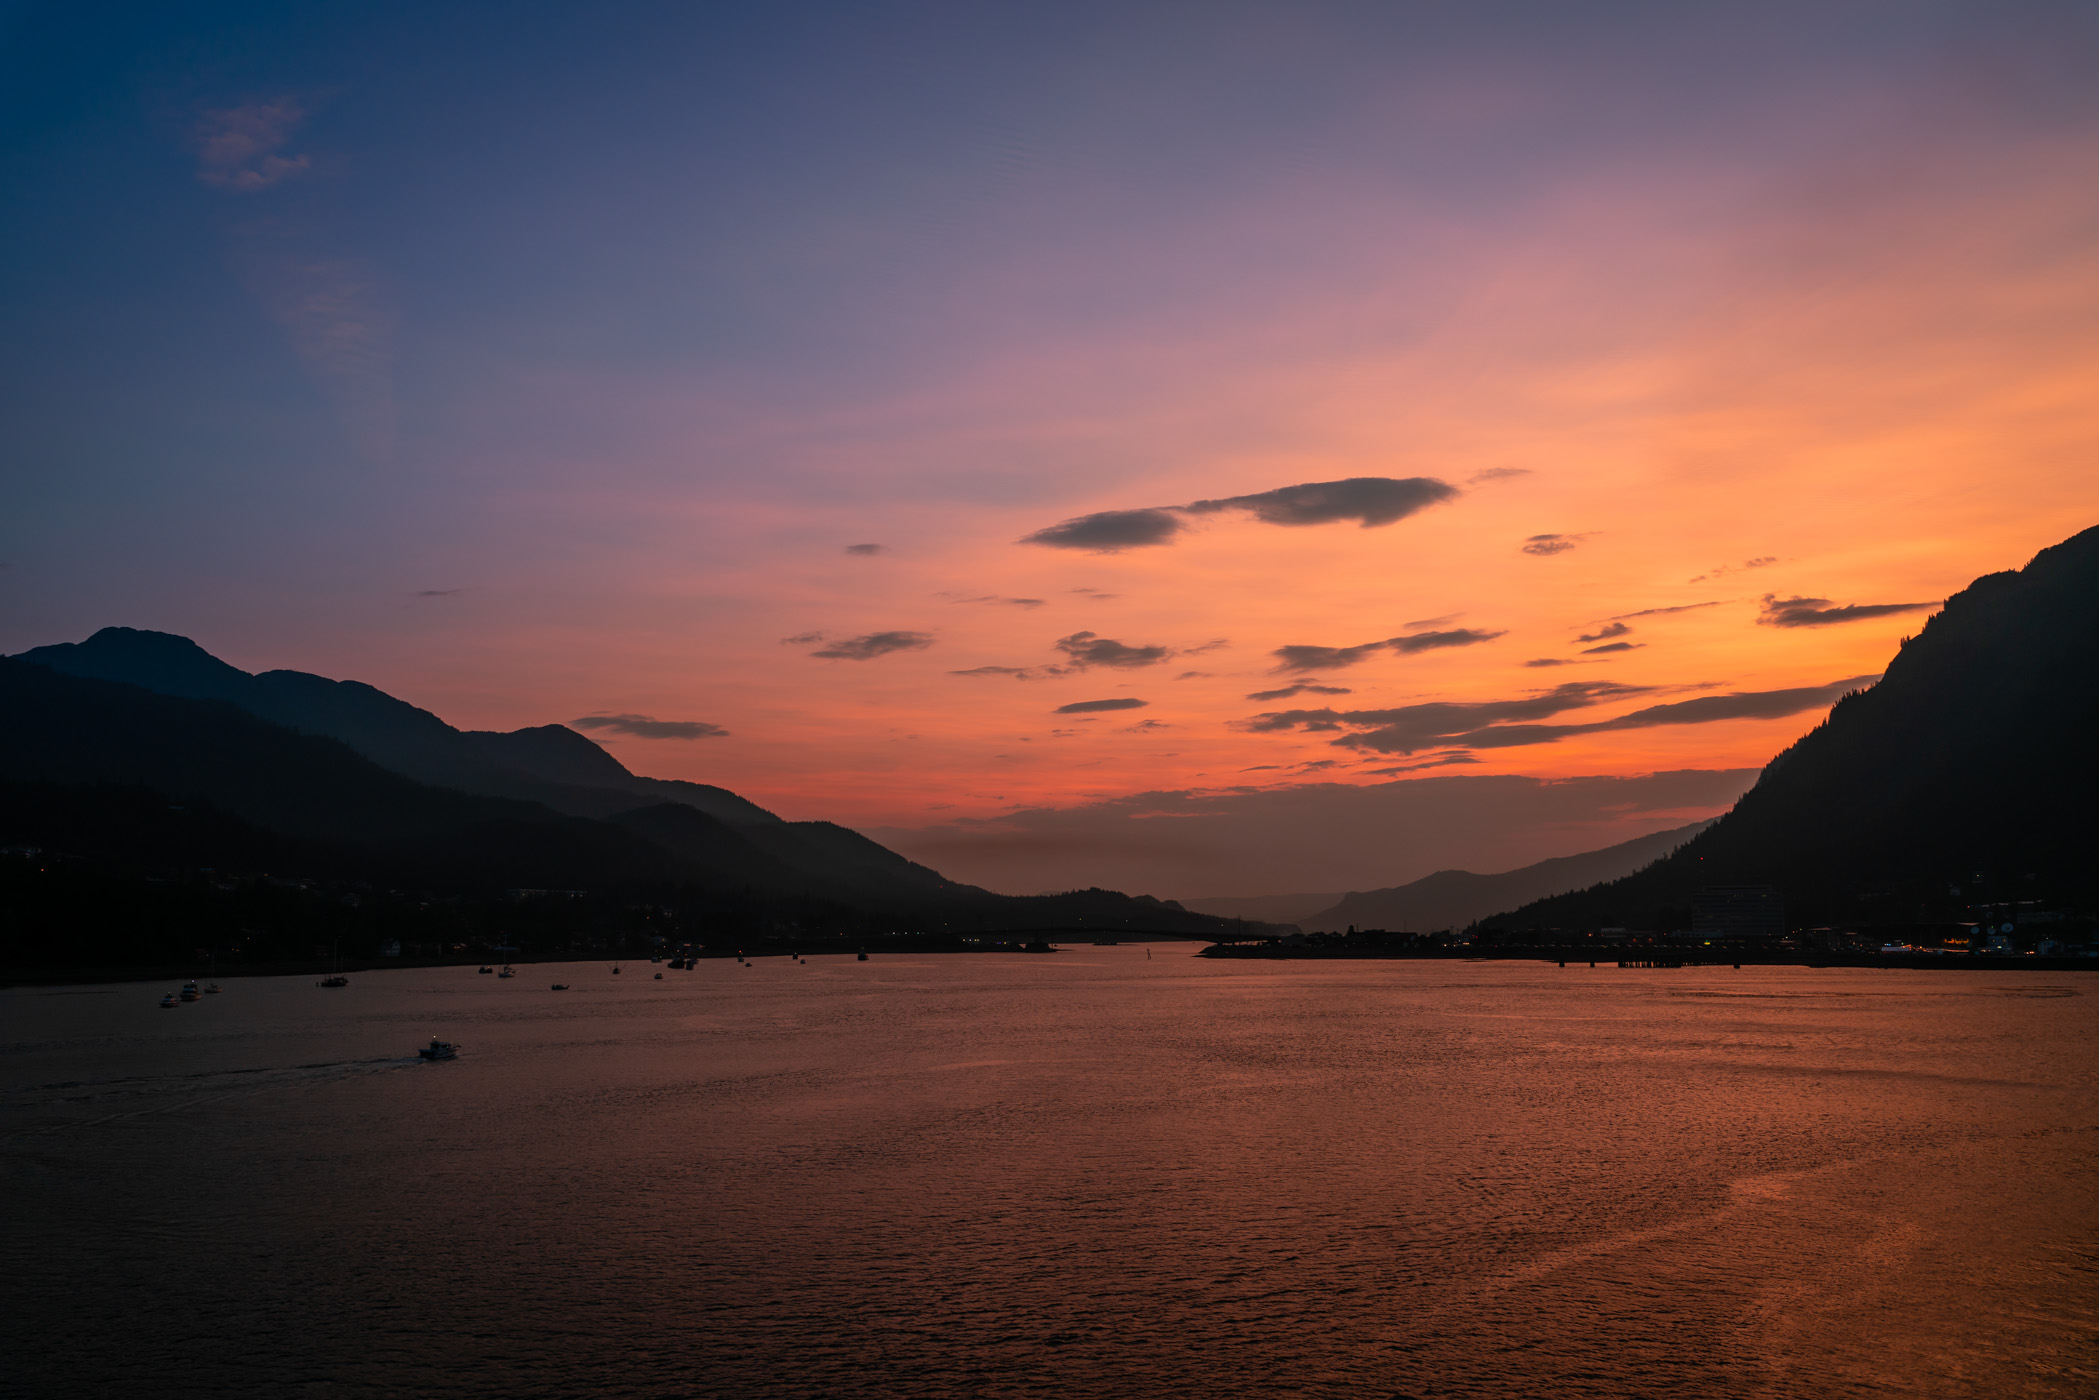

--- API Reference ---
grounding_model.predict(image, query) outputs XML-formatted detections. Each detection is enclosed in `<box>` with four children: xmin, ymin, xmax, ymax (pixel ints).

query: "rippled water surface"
<box><xmin>6</xmin><ymin>950</ymin><xmax>2098</xmax><ymax>1397</ymax></box>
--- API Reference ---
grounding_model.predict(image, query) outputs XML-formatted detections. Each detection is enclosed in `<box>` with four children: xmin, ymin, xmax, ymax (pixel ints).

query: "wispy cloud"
<box><xmin>1758</xmin><ymin>594</ymin><xmax>1938</xmax><ymax>628</ymax></box>
<box><xmin>1272</xmin><ymin>626</ymin><xmax>1505</xmax><ymax>673</ymax></box>
<box><xmin>235</xmin><ymin>246</ymin><xmax>397</xmax><ymax>459</ymax></box>
<box><xmin>791</xmin><ymin>630</ymin><xmax>935</xmax><ymax>660</ymax></box>
<box><xmin>1246</xmin><ymin>682</ymin><xmax>1353</xmax><ymax>701</ymax></box>
<box><xmin>1242</xmin><ymin>676</ymin><xmax>1874</xmax><ymax>754</ymax></box>
<box><xmin>194</xmin><ymin>100</ymin><xmax>311</xmax><ymax>191</ymax></box>
<box><xmin>573</xmin><ymin>713</ymin><xmax>729</xmax><ymax>740</ymax></box>
<box><xmin>1521</xmin><ymin>532</ymin><xmax>1587</xmax><ymax>557</ymax></box>
<box><xmin>1691</xmin><ymin>556</ymin><xmax>1778</xmax><ymax>583</ymax></box>
<box><xmin>1466</xmin><ymin>468</ymin><xmax>1531</xmax><ymax>485</ymax></box>
<box><xmin>844</xmin><ymin>542</ymin><xmax>887</xmax><ymax>556</ymax></box>
<box><xmin>1609</xmin><ymin>601</ymin><xmax>1723</xmax><ymax>621</ymax></box>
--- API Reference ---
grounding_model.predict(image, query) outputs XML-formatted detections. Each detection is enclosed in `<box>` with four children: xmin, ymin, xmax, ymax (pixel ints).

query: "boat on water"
<box><xmin>317</xmin><ymin>942</ymin><xmax>349</xmax><ymax>988</ymax></box>
<box><xmin>857</xmin><ymin>951</ymin><xmax>868</xmax><ymax>961</ymax></box>
<box><xmin>203</xmin><ymin>983</ymin><xmax>221</xmax><ymax>994</ymax></box>
<box><xmin>417</xmin><ymin>1038</ymin><xmax>460</xmax><ymax>1061</ymax></box>
<box><xmin>478</xmin><ymin>965</ymin><xmax>494</xmax><ymax>974</ymax></box>
<box><xmin>611</xmin><ymin>965</ymin><xmax>621</xmax><ymax>974</ymax></box>
<box><xmin>498</xmin><ymin>965</ymin><xmax>516</xmax><ymax>978</ymax></box>
<box><xmin>653</xmin><ymin>971</ymin><xmax>663</xmax><ymax>979</ymax></box>
<box><xmin>668</xmin><ymin>957</ymin><xmax>687</xmax><ymax>969</ymax></box>
<box><xmin>159</xmin><ymin>993</ymin><xmax>179</xmax><ymax>1008</ymax></box>
<box><xmin>179</xmin><ymin>980</ymin><xmax>202</xmax><ymax>1001</ymax></box>
<box><xmin>550</xmin><ymin>983</ymin><xmax>569</xmax><ymax>991</ymax></box>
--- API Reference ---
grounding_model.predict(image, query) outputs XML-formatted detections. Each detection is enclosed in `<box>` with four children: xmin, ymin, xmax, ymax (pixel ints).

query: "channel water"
<box><xmin>5</xmin><ymin>949</ymin><xmax>2095</xmax><ymax>1397</ymax></box>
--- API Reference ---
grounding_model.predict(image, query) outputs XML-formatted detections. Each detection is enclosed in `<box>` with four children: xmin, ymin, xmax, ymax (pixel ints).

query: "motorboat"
<box><xmin>180</xmin><ymin>980</ymin><xmax>202</xmax><ymax>1002</ymax></box>
<box><xmin>478</xmin><ymin>965</ymin><xmax>494</xmax><ymax>974</ymax></box>
<box><xmin>159</xmin><ymin>993</ymin><xmax>179</xmax><ymax>1008</ymax></box>
<box><xmin>203</xmin><ymin>983</ymin><xmax>221</xmax><ymax>994</ymax></box>
<box><xmin>417</xmin><ymin>1039</ymin><xmax>460</xmax><ymax>1061</ymax></box>
<box><xmin>498</xmin><ymin>965</ymin><xmax>516</xmax><ymax>978</ymax></box>
<box><xmin>857</xmin><ymin>951</ymin><xmax>868</xmax><ymax>961</ymax></box>
<box><xmin>653</xmin><ymin>971</ymin><xmax>663</xmax><ymax>979</ymax></box>
<box><xmin>318</xmin><ymin>974</ymin><xmax>350</xmax><ymax>988</ymax></box>
<box><xmin>612</xmin><ymin>965</ymin><xmax>621</xmax><ymax>974</ymax></box>
<box><xmin>550</xmin><ymin>983</ymin><xmax>569</xmax><ymax>991</ymax></box>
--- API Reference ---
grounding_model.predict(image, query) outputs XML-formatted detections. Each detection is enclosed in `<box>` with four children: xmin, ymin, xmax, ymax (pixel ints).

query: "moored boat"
<box><xmin>159</xmin><ymin>993</ymin><xmax>179</xmax><ymax>1008</ymax></box>
<box><xmin>417</xmin><ymin>1038</ymin><xmax>460</xmax><ymax>1061</ymax></box>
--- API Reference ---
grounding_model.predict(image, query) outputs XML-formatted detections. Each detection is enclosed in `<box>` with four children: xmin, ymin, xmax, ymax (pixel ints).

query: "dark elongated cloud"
<box><xmin>1247</xmin><ymin>680</ymin><xmax>1650</xmax><ymax>748</ymax></box>
<box><xmin>1393</xmin><ymin>627</ymin><xmax>1503</xmax><ymax>654</ymax></box>
<box><xmin>1023</xmin><ymin>476</ymin><xmax>1456</xmax><ymax>552</ymax></box>
<box><xmin>1248</xmin><ymin>675</ymin><xmax>1873</xmax><ymax>754</ymax></box>
<box><xmin>1433</xmin><ymin>677</ymin><xmax>1877</xmax><ymax>751</ymax></box>
<box><xmin>1273</xmin><ymin>641</ymin><xmax>1390</xmax><ymax>672</ymax></box>
<box><xmin>1183</xmin><ymin>476</ymin><xmax>1457</xmax><ymax>528</ymax></box>
<box><xmin>1581</xmin><ymin>641</ymin><xmax>1642</xmax><ymax>654</ymax></box>
<box><xmin>809</xmin><ymin>631</ymin><xmax>934</xmax><ymax>660</ymax></box>
<box><xmin>573</xmin><ymin>713</ymin><xmax>729</xmax><ymax>740</ymax></box>
<box><xmin>1758</xmin><ymin>594</ymin><xmax>1937</xmax><ymax>627</ymax></box>
<box><xmin>1054</xmin><ymin>631</ymin><xmax>1170</xmax><ymax>668</ymax></box>
<box><xmin>1576</xmin><ymin>621</ymin><xmax>1630</xmax><ymax>643</ymax></box>
<box><xmin>1246</xmin><ymin>682</ymin><xmax>1353</xmax><ymax>701</ymax></box>
<box><xmin>1023</xmin><ymin>508</ymin><xmax>1186</xmax><ymax>551</ymax></box>
<box><xmin>1272</xmin><ymin>626</ymin><xmax>1505</xmax><ymax>673</ymax></box>
<box><xmin>1521</xmin><ymin>533</ymin><xmax>1582</xmax><ymax>556</ymax></box>
<box><xmin>844</xmin><ymin>543</ymin><xmax>886</xmax><ymax>555</ymax></box>
<box><xmin>1467</xmin><ymin>467</ymin><xmax>1531</xmax><ymax>485</ymax></box>
<box><xmin>1055</xmin><ymin>697</ymin><xmax>1148</xmax><ymax>714</ymax></box>
<box><xmin>950</xmin><ymin>665</ymin><xmax>1036</xmax><ymax>678</ymax></box>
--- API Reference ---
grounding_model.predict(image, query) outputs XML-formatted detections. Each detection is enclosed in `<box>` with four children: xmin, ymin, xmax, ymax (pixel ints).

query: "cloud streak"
<box><xmin>1054</xmin><ymin>631</ymin><xmax>1170</xmax><ymax>669</ymax></box>
<box><xmin>194</xmin><ymin>100</ymin><xmax>311</xmax><ymax>191</ymax></box>
<box><xmin>1758</xmin><ymin>594</ymin><xmax>1938</xmax><ymax>628</ymax></box>
<box><xmin>573</xmin><ymin>713</ymin><xmax>729</xmax><ymax>740</ymax></box>
<box><xmin>1244</xmin><ymin>676</ymin><xmax>1875</xmax><ymax>754</ymax></box>
<box><xmin>1272</xmin><ymin>626</ymin><xmax>1505</xmax><ymax>673</ymax></box>
<box><xmin>1023</xmin><ymin>476</ymin><xmax>1457</xmax><ymax>552</ymax></box>
<box><xmin>1055</xmin><ymin>697</ymin><xmax>1148</xmax><ymax>714</ymax></box>
<box><xmin>804</xmin><ymin>631</ymin><xmax>935</xmax><ymax>660</ymax></box>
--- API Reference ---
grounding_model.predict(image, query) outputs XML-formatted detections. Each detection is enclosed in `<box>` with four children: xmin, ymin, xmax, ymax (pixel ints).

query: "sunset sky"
<box><xmin>5</xmin><ymin>2</ymin><xmax>2096</xmax><ymax>896</ymax></box>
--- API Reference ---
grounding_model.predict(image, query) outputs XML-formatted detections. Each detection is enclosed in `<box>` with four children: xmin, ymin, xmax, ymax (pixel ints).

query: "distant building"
<box><xmin>1691</xmin><ymin>885</ymin><xmax>1785</xmax><ymax>940</ymax></box>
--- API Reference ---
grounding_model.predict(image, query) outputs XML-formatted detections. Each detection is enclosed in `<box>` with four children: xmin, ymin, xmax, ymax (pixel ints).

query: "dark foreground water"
<box><xmin>5</xmin><ymin>951</ymin><xmax>2096</xmax><ymax>1398</ymax></box>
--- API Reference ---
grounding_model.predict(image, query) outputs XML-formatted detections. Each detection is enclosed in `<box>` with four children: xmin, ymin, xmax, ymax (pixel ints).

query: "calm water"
<box><xmin>5</xmin><ymin>950</ymin><xmax>2096</xmax><ymax>1398</ymax></box>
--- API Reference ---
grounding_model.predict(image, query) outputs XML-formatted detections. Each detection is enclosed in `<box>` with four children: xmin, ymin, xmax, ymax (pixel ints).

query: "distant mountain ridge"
<box><xmin>0</xmin><ymin>634</ymin><xmax>1251</xmax><ymax>968</ymax></box>
<box><xmin>16</xmin><ymin>628</ymin><xmax>778</xmax><ymax>825</ymax></box>
<box><xmin>1488</xmin><ymin>523</ymin><xmax>2099</xmax><ymax>931</ymax></box>
<box><xmin>1300</xmin><ymin>820</ymin><xmax>1715</xmax><ymax>933</ymax></box>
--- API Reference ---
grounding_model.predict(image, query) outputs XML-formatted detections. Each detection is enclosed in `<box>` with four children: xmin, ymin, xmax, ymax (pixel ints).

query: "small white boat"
<box><xmin>497</xmin><ymin>965</ymin><xmax>516</xmax><ymax>979</ymax></box>
<box><xmin>417</xmin><ymin>1039</ymin><xmax>460</xmax><ymax>1061</ymax></box>
<box><xmin>203</xmin><ymin>983</ymin><xmax>221</xmax><ymax>994</ymax></box>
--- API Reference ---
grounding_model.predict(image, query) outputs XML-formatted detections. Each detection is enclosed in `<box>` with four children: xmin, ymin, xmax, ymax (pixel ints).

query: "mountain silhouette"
<box><xmin>1488</xmin><ymin>524</ymin><xmax>2099</xmax><ymax>932</ymax></box>
<box><xmin>0</xmin><ymin>643</ymin><xmax>1246</xmax><ymax>968</ymax></box>
<box><xmin>1301</xmin><ymin>820</ymin><xmax>1714</xmax><ymax>933</ymax></box>
<box><xmin>17</xmin><ymin>628</ymin><xmax>777</xmax><ymax>826</ymax></box>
